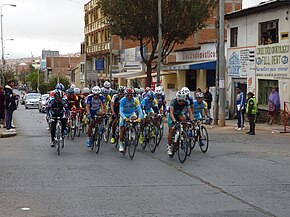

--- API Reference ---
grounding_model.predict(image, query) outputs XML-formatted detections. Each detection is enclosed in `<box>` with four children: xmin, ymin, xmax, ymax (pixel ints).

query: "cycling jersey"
<box><xmin>111</xmin><ymin>94</ymin><xmax>122</xmax><ymax>114</ymax></box>
<box><xmin>141</xmin><ymin>97</ymin><xmax>158</xmax><ymax>115</ymax></box>
<box><xmin>47</xmin><ymin>97</ymin><xmax>69</xmax><ymax>117</ymax></box>
<box><xmin>119</xmin><ymin>97</ymin><xmax>143</xmax><ymax>126</ymax></box>
<box><xmin>193</xmin><ymin>100</ymin><xmax>208</xmax><ymax>120</ymax></box>
<box><xmin>170</xmin><ymin>99</ymin><xmax>190</xmax><ymax>116</ymax></box>
<box><xmin>86</xmin><ymin>94</ymin><xmax>106</xmax><ymax>116</ymax></box>
<box><xmin>187</xmin><ymin>95</ymin><xmax>194</xmax><ymax>106</ymax></box>
<box><xmin>67</xmin><ymin>94</ymin><xmax>79</xmax><ymax>110</ymax></box>
<box><xmin>155</xmin><ymin>94</ymin><xmax>167</xmax><ymax>111</ymax></box>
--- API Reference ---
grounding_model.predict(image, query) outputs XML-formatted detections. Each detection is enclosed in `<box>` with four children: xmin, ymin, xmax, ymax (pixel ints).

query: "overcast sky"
<box><xmin>3</xmin><ymin>0</ymin><xmax>265</xmax><ymax>59</ymax></box>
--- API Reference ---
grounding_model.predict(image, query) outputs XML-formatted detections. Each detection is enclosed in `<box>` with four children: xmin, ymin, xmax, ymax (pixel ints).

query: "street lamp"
<box><xmin>0</xmin><ymin>4</ymin><xmax>16</xmax><ymax>86</ymax></box>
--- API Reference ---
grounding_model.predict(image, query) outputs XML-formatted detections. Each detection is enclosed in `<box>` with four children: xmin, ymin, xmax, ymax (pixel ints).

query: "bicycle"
<box><xmin>90</xmin><ymin>114</ymin><xmax>107</xmax><ymax>154</ymax></box>
<box><xmin>190</xmin><ymin>119</ymin><xmax>209</xmax><ymax>153</ymax></box>
<box><xmin>103</xmin><ymin>113</ymin><xmax>112</xmax><ymax>143</ymax></box>
<box><xmin>67</xmin><ymin>112</ymin><xmax>77</xmax><ymax>140</ymax></box>
<box><xmin>123</xmin><ymin>119</ymin><xmax>140</xmax><ymax>159</ymax></box>
<box><xmin>169</xmin><ymin>121</ymin><xmax>192</xmax><ymax>163</ymax></box>
<box><xmin>141</xmin><ymin>115</ymin><xmax>161</xmax><ymax>153</ymax></box>
<box><xmin>52</xmin><ymin>117</ymin><xmax>65</xmax><ymax>155</ymax></box>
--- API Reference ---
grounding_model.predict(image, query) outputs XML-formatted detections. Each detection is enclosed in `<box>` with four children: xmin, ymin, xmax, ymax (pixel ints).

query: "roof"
<box><xmin>225</xmin><ymin>0</ymin><xmax>290</xmax><ymax>20</ymax></box>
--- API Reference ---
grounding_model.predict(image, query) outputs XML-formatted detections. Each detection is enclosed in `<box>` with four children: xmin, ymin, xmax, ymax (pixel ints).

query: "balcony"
<box><xmin>86</xmin><ymin>42</ymin><xmax>110</xmax><ymax>54</ymax></box>
<box><xmin>84</xmin><ymin>0</ymin><xmax>99</xmax><ymax>12</ymax></box>
<box><xmin>85</xmin><ymin>17</ymin><xmax>108</xmax><ymax>34</ymax></box>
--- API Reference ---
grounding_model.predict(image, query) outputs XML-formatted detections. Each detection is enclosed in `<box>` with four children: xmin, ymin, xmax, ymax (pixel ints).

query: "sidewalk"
<box><xmin>0</xmin><ymin>124</ymin><xmax>17</xmax><ymax>138</ymax></box>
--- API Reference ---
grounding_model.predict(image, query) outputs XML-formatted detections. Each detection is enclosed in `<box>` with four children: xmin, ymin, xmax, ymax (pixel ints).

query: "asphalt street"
<box><xmin>0</xmin><ymin>105</ymin><xmax>290</xmax><ymax>217</ymax></box>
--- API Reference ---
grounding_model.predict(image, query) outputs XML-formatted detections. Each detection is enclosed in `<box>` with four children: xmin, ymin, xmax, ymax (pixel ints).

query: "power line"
<box><xmin>61</xmin><ymin>0</ymin><xmax>85</xmax><ymax>5</ymax></box>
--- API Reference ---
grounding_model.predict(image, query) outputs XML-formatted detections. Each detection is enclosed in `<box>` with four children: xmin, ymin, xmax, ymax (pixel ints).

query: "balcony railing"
<box><xmin>85</xmin><ymin>17</ymin><xmax>108</xmax><ymax>34</ymax></box>
<box><xmin>86</xmin><ymin>42</ymin><xmax>110</xmax><ymax>54</ymax></box>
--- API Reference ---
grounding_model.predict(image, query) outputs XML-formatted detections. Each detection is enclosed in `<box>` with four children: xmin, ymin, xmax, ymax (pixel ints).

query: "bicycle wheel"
<box><xmin>127</xmin><ymin>126</ymin><xmax>137</xmax><ymax>159</ymax></box>
<box><xmin>178</xmin><ymin>131</ymin><xmax>188</xmax><ymax>163</ymax></box>
<box><xmin>70</xmin><ymin>118</ymin><xmax>76</xmax><ymax>140</ymax></box>
<box><xmin>148</xmin><ymin>126</ymin><xmax>158</xmax><ymax>153</ymax></box>
<box><xmin>156</xmin><ymin>126</ymin><xmax>162</xmax><ymax>146</ymax></box>
<box><xmin>56</xmin><ymin>122</ymin><xmax>61</xmax><ymax>155</ymax></box>
<box><xmin>199</xmin><ymin>126</ymin><xmax>209</xmax><ymax>153</ymax></box>
<box><xmin>94</xmin><ymin>125</ymin><xmax>101</xmax><ymax>154</ymax></box>
<box><xmin>103</xmin><ymin>121</ymin><xmax>111</xmax><ymax>143</ymax></box>
<box><xmin>90</xmin><ymin>127</ymin><xmax>95</xmax><ymax>150</ymax></box>
<box><xmin>76</xmin><ymin>116</ymin><xmax>81</xmax><ymax>137</ymax></box>
<box><xmin>115</xmin><ymin>126</ymin><xmax>120</xmax><ymax>148</ymax></box>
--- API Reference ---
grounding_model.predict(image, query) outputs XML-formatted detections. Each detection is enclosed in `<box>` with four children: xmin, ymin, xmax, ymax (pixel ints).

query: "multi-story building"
<box><xmin>84</xmin><ymin>0</ymin><xmax>242</xmax><ymax>91</ymax></box>
<box><xmin>225</xmin><ymin>0</ymin><xmax>290</xmax><ymax>117</ymax></box>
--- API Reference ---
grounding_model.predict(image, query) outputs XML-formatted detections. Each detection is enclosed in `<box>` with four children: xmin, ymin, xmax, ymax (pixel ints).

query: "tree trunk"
<box><xmin>146</xmin><ymin>64</ymin><xmax>152</xmax><ymax>88</ymax></box>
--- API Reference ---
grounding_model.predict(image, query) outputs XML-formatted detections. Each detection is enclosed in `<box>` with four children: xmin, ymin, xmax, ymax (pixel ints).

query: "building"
<box><xmin>225</xmin><ymin>0</ymin><xmax>290</xmax><ymax>116</ymax></box>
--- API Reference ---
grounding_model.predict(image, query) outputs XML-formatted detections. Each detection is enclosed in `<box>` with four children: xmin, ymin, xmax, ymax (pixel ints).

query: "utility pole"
<box><xmin>218</xmin><ymin>0</ymin><xmax>226</xmax><ymax>126</ymax></box>
<box><xmin>109</xmin><ymin>29</ymin><xmax>113</xmax><ymax>84</ymax></box>
<box><xmin>214</xmin><ymin>0</ymin><xmax>220</xmax><ymax>125</ymax></box>
<box><xmin>156</xmin><ymin>0</ymin><xmax>162</xmax><ymax>86</ymax></box>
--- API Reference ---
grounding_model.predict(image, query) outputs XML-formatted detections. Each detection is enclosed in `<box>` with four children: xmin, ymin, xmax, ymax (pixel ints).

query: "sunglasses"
<box><xmin>178</xmin><ymin>100</ymin><xmax>186</xmax><ymax>103</ymax></box>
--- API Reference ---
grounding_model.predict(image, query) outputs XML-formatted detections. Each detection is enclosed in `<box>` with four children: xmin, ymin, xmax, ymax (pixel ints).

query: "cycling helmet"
<box><xmin>74</xmin><ymin>88</ymin><xmax>81</xmax><ymax>95</ymax></box>
<box><xmin>181</xmin><ymin>87</ymin><xmax>190</xmax><ymax>96</ymax></box>
<box><xmin>82</xmin><ymin>87</ymin><xmax>90</xmax><ymax>94</ymax></box>
<box><xmin>145</xmin><ymin>87</ymin><xmax>151</xmax><ymax>92</ymax></box>
<box><xmin>157</xmin><ymin>85</ymin><xmax>164</xmax><ymax>91</ymax></box>
<box><xmin>134</xmin><ymin>88</ymin><xmax>140</xmax><ymax>94</ymax></box>
<box><xmin>196</xmin><ymin>92</ymin><xmax>204</xmax><ymax>98</ymax></box>
<box><xmin>54</xmin><ymin>89</ymin><xmax>63</xmax><ymax>99</ymax></box>
<box><xmin>118</xmin><ymin>86</ymin><xmax>126</xmax><ymax>94</ymax></box>
<box><xmin>176</xmin><ymin>90</ymin><xmax>187</xmax><ymax>101</ymax></box>
<box><xmin>125</xmin><ymin>87</ymin><xmax>134</xmax><ymax>95</ymax></box>
<box><xmin>67</xmin><ymin>88</ymin><xmax>74</xmax><ymax>94</ymax></box>
<box><xmin>55</xmin><ymin>83</ymin><xmax>65</xmax><ymax>91</ymax></box>
<box><xmin>146</xmin><ymin>90</ymin><xmax>155</xmax><ymax>99</ymax></box>
<box><xmin>155</xmin><ymin>87</ymin><xmax>163</xmax><ymax>95</ymax></box>
<box><xmin>70</xmin><ymin>84</ymin><xmax>76</xmax><ymax>89</ymax></box>
<box><xmin>104</xmin><ymin>81</ymin><xmax>111</xmax><ymax>88</ymax></box>
<box><xmin>92</xmin><ymin>86</ymin><xmax>102</xmax><ymax>94</ymax></box>
<box><xmin>139</xmin><ymin>87</ymin><xmax>145</xmax><ymax>93</ymax></box>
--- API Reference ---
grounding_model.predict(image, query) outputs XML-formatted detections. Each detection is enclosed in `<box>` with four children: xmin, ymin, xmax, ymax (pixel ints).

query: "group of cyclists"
<box><xmin>46</xmin><ymin>80</ymin><xmax>210</xmax><ymax>158</ymax></box>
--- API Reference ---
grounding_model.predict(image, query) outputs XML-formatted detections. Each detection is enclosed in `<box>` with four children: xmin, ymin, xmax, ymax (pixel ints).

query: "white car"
<box><xmin>38</xmin><ymin>94</ymin><xmax>49</xmax><ymax>113</ymax></box>
<box><xmin>25</xmin><ymin>93</ymin><xmax>41</xmax><ymax>109</ymax></box>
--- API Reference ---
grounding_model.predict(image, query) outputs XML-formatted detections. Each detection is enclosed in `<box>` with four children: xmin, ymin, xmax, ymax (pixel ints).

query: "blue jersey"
<box><xmin>193</xmin><ymin>100</ymin><xmax>208</xmax><ymax>120</ymax></box>
<box><xmin>170</xmin><ymin>99</ymin><xmax>190</xmax><ymax>116</ymax></box>
<box><xmin>187</xmin><ymin>95</ymin><xmax>194</xmax><ymax>106</ymax></box>
<box><xmin>155</xmin><ymin>94</ymin><xmax>166</xmax><ymax>111</ymax></box>
<box><xmin>119</xmin><ymin>97</ymin><xmax>143</xmax><ymax>118</ymax></box>
<box><xmin>86</xmin><ymin>94</ymin><xmax>106</xmax><ymax>113</ymax></box>
<box><xmin>141</xmin><ymin>97</ymin><xmax>158</xmax><ymax>111</ymax></box>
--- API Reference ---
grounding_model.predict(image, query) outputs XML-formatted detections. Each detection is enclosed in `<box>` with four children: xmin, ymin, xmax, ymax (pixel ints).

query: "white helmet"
<box><xmin>196</xmin><ymin>92</ymin><xmax>204</xmax><ymax>98</ymax></box>
<box><xmin>92</xmin><ymin>86</ymin><xmax>101</xmax><ymax>94</ymax></box>
<box><xmin>139</xmin><ymin>87</ymin><xmax>145</xmax><ymax>93</ymax></box>
<box><xmin>181</xmin><ymin>87</ymin><xmax>190</xmax><ymax>96</ymax></box>
<box><xmin>82</xmin><ymin>87</ymin><xmax>90</xmax><ymax>94</ymax></box>
<box><xmin>101</xmin><ymin>87</ymin><xmax>110</xmax><ymax>95</ymax></box>
<box><xmin>74</xmin><ymin>88</ymin><xmax>81</xmax><ymax>95</ymax></box>
<box><xmin>155</xmin><ymin>87</ymin><xmax>163</xmax><ymax>95</ymax></box>
<box><xmin>157</xmin><ymin>85</ymin><xmax>164</xmax><ymax>91</ymax></box>
<box><xmin>176</xmin><ymin>90</ymin><xmax>187</xmax><ymax>101</ymax></box>
<box><xmin>70</xmin><ymin>84</ymin><xmax>76</xmax><ymax>89</ymax></box>
<box><xmin>104</xmin><ymin>81</ymin><xmax>111</xmax><ymax>88</ymax></box>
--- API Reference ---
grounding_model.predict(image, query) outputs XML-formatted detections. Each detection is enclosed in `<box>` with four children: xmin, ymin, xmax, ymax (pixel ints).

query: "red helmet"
<box><xmin>125</xmin><ymin>87</ymin><xmax>134</xmax><ymax>95</ymax></box>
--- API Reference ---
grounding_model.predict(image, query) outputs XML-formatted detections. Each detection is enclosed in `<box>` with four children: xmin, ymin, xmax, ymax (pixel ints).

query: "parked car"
<box><xmin>38</xmin><ymin>94</ymin><xmax>49</xmax><ymax>113</ymax></box>
<box><xmin>25</xmin><ymin>93</ymin><xmax>41</xmax><ymax>109</ymax></box>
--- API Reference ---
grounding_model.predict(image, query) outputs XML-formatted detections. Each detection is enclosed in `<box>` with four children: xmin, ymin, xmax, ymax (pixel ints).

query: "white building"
<box><xmin>225</xmin><ymin>0</ymin><xmax>290</xmax><ymax>116</ymax></box>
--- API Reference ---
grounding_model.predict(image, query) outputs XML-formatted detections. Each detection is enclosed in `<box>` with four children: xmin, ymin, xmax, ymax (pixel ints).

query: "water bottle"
<box><xmin>174</xmin><ymin>130</ymin><xmax>180</xmax><ymax>143</ymax></box>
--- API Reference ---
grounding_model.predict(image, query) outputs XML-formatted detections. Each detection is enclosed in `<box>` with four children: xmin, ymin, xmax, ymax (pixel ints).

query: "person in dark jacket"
<box><xmin>204</xmin><ymin>87</ymin><xmax>212</xmax><ymax>117</ymax></box>
<box><xmin>0</xmin><ymin>86</ymin><xmax>5</xmax><ymax>127</ymax></box>
<box><xmin>246</xmin><ymin>92</ymin><xmax>257</xmax><ymax>135</ymax></box>
<box><xmin>235</xmin><ymin>87</ymin><xmax>246</xmax><ymax>130</ymax></box>
<box><xmin>4</xmin><ymin>80</ymin><xmax>17</xmax><ymax>131</ymax></box>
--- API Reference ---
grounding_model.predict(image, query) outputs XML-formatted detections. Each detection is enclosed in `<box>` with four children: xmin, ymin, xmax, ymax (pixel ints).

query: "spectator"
<box><xmin>204</xmin><ymin>87</ymin><xmax>212</xmax><ymax>117</ymax></box>
<box><xmin>0</xmin><ymin>86</ymin><xmax>5</xmax><ymax>128</ymax></box>
<box><xmin>235</xmin><ymin>87</ymin><xmax>246</xmax><ymax>130</ymax></box>
<box><xmin>4</xmin><ymin>80</ymin><xmax>17</xmax><ymax>131</ymax></box>
<box><xmin>246</xmin><ymin>92</ymin><xmax>257</xmax><ymax>135</ymax></box>
<box><xmin>268</xmin><ymin>86</ymin><xmax>280</xmax><ymax>125</ymax></box>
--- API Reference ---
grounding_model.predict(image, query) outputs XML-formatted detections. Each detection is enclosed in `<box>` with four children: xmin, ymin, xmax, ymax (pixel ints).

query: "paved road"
<box><xmin>0</xmin><ymin>105</ymin><xmax>290</xmax><ymax>216</ymax></box>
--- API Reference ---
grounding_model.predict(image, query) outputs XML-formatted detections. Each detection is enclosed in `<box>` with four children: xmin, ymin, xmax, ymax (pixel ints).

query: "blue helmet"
<box><xmin>67</xmin><ymin>88</ymin><xmax>74</xmax><ymax>94</ymax></box>
<box><xmin>55</xmin><ymin>83</ymin><xmax>65</xmax><ymax>91</ymax></box>
<box><xmin>146</xmin><ymin>90</ymin><xmax>155</xmax><ymax>99</ymax></box>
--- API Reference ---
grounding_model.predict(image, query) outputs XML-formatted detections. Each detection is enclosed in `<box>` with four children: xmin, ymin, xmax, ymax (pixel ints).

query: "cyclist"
<box><xmin>110</xmin><ymin>86</ymin><xmax>125</xmax><ymax>144</ymax></box>
<box><xmin>86</xmin><ymin>86</ymin><xmax>106</xmax><ymax>147</ymax></box>
<box><xmin>142</xmin><ymin>87</ymin><xmax>151</xmax><ymax>99</ymax></box>
<box><xmin>118</xmin><ymin>87</ymin><xmax>143</xmax><ymax>153</ymax></box>
<box><xmin>192</xmin><ymin>92</ymin><xmax>209</xmax><ymax>121</ymax></box>
<box><xmin>66</xmin><ymin>88</ymin><xmax>79</xmax><ymax>111</ymax></box>
<box><xmin>167</xmin><ymin>90</ymin><xmax>194</xmax><ymax>155</ymax></box>
<box><xmin>101</xmin><ymin>87</ymin><xmax>112</xmax><ymax>113</ymax></box>
<box><xmin>47</xmin><ymin>90</ymin><xmax>69</xmax><ymax>147</ymax></box>
<box><xmin>102</xmin><ymin>81</ymin><xmax>114</xmax><ymax>96</ymax></box>
<box><xmin>81</xmin><ymin>87</ymin><xmax>90</xmax><ymax>108</ymax></box>
<box><xmin>154</xmin><ymin>86</ymin><xmax>167</xmax><ymax>114</ymax></box>
<box><xmin>49</xmin><ymin>83</ymin><xmax>66</xmax><ymax>97</ymax></box>
<box><xmin>139</xmin><ymin>90</ymin><xmax>158</xmax><ymax>144</ymax></box>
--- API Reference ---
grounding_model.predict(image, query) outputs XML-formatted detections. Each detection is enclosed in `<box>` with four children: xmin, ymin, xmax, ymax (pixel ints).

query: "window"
<box><xmin>259</xmin><ymin>20</ymin><xmax>279</xmax><ymax>45</ymax></box>
<box><xmin>230</xmin><ymin>27</ymin><xmax>238</xmax><ymax>47</ymax></box>
<box><xmin>258</xmin><ymin>79</ymin><xmax>278</xmax><ymax>105</ymax></box>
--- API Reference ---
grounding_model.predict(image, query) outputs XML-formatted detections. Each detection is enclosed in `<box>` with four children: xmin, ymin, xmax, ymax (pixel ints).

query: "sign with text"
<box><xmin>255</xmin><ymin>43</ymin><xmax>290</xmax><ymax>79</ymax></box>
<box><xmin>95</xmin><ymin>59</ymin><xmax>104</xmax><ymax>71</ymax></box>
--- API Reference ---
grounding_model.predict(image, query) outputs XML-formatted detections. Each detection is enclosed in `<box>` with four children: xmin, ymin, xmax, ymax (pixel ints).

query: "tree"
<box><xmin>47</xmin><ymin>76</ymin><xmax>70</xmax><ymax>92</ymax></box>
<box><xmin>26</xmin><ymin>65</ymin><xmax>45</xmax><ymax>91</ymax></box>
<box><xmin>100</xmin><ymin>0</ymin><xmax>215</xmax><ymax>86</ymax></box>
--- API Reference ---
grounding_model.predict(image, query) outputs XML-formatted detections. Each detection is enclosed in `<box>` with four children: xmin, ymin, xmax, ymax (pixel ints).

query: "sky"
<box><xmin>3</xmin><ymin>0</ymin><xmax>265</xmax><ymax>59</ymax></box>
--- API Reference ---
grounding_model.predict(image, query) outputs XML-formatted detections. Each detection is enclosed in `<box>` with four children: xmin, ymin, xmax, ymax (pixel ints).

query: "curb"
<box><xmin>0</xmin><ymin>131</ymin><xmax>17</xmax><ymax>138</ymax></box>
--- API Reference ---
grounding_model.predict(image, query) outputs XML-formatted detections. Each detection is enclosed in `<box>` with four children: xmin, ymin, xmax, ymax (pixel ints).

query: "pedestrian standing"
<box><xmin>0</xmin><ymin>86</ymin><xmax>5</xmax><ymax>127</ymax></box>
<box><xmin>246</xmin><ymin>92</ymin><xmax>257</xmax><ymax>135</ymax></box>
<box><xmin>4</xmin><ymin>80</ymin><xmax>17</xmax><ymax>131</ymax></box>
<box><xmin>235</xmin><ymin>87</ymin><xmax>246</xmax><ymax>130</ymax></box>
<box><xmin>204</xmin><ymin>87</ymin><xmax>212</xmax><ymax>117</ymax></box>
<box><xmin>268</xmin><ymin>86</ymin><xmax>280</xmax><ymax>125</ymax></box>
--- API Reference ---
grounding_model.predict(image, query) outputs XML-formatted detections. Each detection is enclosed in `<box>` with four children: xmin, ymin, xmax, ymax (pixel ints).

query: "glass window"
<box><xmin>230</xmin><ymin>27</ymin><xmax>238</xmax><ymax>47</ymax></box>
<box><xmin>258</xmin><ymin>79</ymin><xmax>278</xmax><ymax>105</ymax></box>
<box><xmin>259</xmin><ymin>20</ymin><xmax>279</xmax><ymax>45</ymax></box>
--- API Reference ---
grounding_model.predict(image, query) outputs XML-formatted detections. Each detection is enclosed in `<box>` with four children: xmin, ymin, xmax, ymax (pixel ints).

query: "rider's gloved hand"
<box><xmin>173</xmin><ymin>120</ymin><xmax>178</xmax><ymax>125</ymax></box>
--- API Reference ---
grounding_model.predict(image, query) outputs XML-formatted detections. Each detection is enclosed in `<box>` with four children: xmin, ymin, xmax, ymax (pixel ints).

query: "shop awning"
<box><xmin>112</xmin><ymin>71</ymin><xmax>142</xmax><ymax>78</ymax></box>
<box><xmin>162</xmin><ymin>60</ymin><xmax>216</xmax><ymax>71</ymax></box>
<box><xmin>127</xmin><ymin>71</ymin><xmax>177</xmax><ymax>80</ymax></box>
